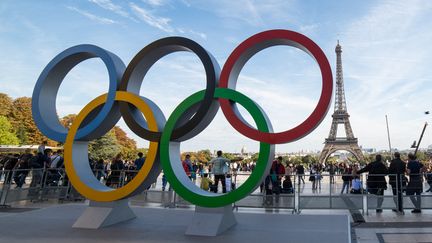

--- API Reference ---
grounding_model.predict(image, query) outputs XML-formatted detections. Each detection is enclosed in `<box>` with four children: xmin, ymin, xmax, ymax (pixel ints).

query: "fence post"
<box><xmin>295</xmin><ymin>175</ymin><xmax>300</xmax><ymax>214</ymax></box>
<box><xmin>0</xmin><ymin>171</ymin><xmax>11</xmax><ymax>207</ymax></box>
<box><xmin>363</xmin><ymin>173</ymin><xmax>368</xmax><ymax>215</ymax></box>
<box><xmin>233</xmin><ymin>172</ymin><xmax>238</xmax><ymax>210</ymax></box>
<box><xmin>329</xmin><ymin>174</ymin><xmax>332</xmax><ymax>209</ymax></box>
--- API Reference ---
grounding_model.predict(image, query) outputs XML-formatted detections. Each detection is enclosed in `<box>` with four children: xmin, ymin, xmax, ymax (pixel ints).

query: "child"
<box><xmin>350</xmin><ymin>176</ymin><xmax>363</xmax><ymax>194</ymax></box>
<box><xmin>200</xmin><ymin>173</ymin><xmax>213</xmax><ymax>191</ymax></box>
<box><xmin>282</xmin><ymin>176</ymin><xmax>294</xmax><ymax>194</ymax></box>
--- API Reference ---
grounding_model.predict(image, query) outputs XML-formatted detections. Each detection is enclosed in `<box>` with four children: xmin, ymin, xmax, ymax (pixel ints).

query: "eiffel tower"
<box><xmin>318</xmin><ymin>41</ymin><xmax>364</xmax><ymax>164</ymax></box>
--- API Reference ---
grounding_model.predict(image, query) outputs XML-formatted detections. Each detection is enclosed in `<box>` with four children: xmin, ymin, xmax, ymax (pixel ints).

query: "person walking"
<box><xmin>341</xmin><ymin>165</ymin><xmax>352</xmax><ymax>194</ymax></box>
<box><xmin>388</xmin><ymin>152</ymin><xmax>406</xmax><ymax>212</ymax></box>
<box><xmin>296</xmin><ymin>164</ymin><xmax>305</xmax><ymax>184</ymax></box>
<box><xmin>329</xmin><ymin>163</ymin><xmax>336</xmax><ymax>184</ymax></box>
<box><xmin>357</xmin><ymin>154</ymin><xmax>388</xmax><ymax>213</ymax></box>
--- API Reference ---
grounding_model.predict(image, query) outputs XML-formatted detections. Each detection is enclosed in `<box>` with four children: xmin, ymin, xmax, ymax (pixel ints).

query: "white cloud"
<box><xmin>67</xmin><ymin>6</ymin><xmax>117</xmax><ymax>24</ymax></box>
<box><xmin>143</xmin><ymin>0</ymin><xmax>168</xmax><ymax>7</ymax></box>
<box><xmin>185</xmin><ymin>0</ymin><xmax>296</xmax><ymax>27</ymax></box>
<box><xmin>88</xmin><ymin>0</ymin><xmax>129</xmax><ymax>17</ymax></box>
<box><xmin>188</xmin><ymin>29</ymin><xmax>207</xmax><ymax>40</ymax></box>
<box><xmin>88</xmin><ymin>0</ymin><xmax>139</xmax><ymax>22</ymax></box>
<box><xmin>129</xmin><ymin>2</ymin><xmax>173</xmax><ymax>32</ymax></box>
<box><xmin>337</xmin><ymin>0</ymin><xmax>432</xmax><ymax>150</ymax></box>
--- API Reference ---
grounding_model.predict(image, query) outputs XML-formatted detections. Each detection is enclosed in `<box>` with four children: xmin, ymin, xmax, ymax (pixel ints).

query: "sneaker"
<box><xmin>411</xmin><ymin>209</ymin><xmax>422</xmax><ymax>213</ymax></box>
<box><xmin>376</xmin><ymin>209</ymin><xmax>383</xmax><ymax>213</ymax></box>
<box><xmin>392</xmin><ymin>209</ymin><xmax>398</xmax><ymax>212</ymax></box>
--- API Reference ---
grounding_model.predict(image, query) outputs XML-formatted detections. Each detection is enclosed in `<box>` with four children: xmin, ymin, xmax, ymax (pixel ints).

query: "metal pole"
<box><xmin>414</xmin><ymin>122</ymin><xmax>428</xmax><ymax>156</ymax></box>
<box><xmin>385</xmin><ymin>115</ymin><xmax>393</xmax><ymax>159</ymax></box>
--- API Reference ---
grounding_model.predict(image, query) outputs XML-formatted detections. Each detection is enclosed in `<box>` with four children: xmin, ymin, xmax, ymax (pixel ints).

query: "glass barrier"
<box><xmin>297</xmin><ymin>173</ymin><xmax>363</xmax><ymax>211</ymax></box>
<box><xmin>0</xmin><ymin>166</ymin><xmax>431</xmax><ymax>215</ymax></box>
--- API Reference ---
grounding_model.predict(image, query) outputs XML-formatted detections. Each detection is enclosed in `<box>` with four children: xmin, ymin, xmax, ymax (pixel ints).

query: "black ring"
<box><xmin>119</xmin><ymin>37</ymin><xmax>220</xmax><ymax>142</ymax></box>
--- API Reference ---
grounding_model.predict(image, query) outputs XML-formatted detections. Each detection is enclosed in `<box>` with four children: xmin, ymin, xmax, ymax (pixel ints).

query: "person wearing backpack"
<box><xmin>14</xmin><ymin>149</ymin><xmax>32</xmax><ymax>188</ymax></box>
<box><xmin>29</xmin><ymin>149</ymin><xmax>52</xmax><ymax>197</ymax></box>
<box><xmin>3</xmin><ymin>154</ymin><xmax>18</xmax><ymax>184</ymax></box>
<box><xmin>46</xmin><ymin>150</ymin><xmax>64</xmax><ymax>186</ymax></box>
<box><xmin>267</xmin><ymin>157</ymin><xmax>286</xmax><ymax>203</ymax></box>
<box><xmin>406</xmin><ymin>153</ymin><xmax>426</xmax><ymax>213</ymax></box>
<box><xmin>341</xmin><ymin>165</ymin><xmax>352</xmax><ymax>194</ymax></box>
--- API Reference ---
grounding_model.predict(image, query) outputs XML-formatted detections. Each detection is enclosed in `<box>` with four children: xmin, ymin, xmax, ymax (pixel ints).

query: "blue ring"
<box><xmin>32</xmin><ymin>44</ymin><xmax>125</xmax><ymax>142</ymax></box>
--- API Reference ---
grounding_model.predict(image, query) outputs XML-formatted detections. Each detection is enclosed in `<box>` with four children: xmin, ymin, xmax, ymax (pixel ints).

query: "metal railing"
<box><xmin>0</xmin><ymin>168</ymin><xmax>83</xmax><ymax>206</ymax></box>
<box><xmin>0</xmin><ymin>168</ymin><xmax>431</xmax><ymax>215</ymax></box>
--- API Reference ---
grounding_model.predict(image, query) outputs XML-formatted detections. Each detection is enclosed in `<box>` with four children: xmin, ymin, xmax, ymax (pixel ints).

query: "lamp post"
<box><xmin>385</xmin><ymin>115</ymin><xmax>393</xmax><ymax>159</ymax></box>
<box><xmin>413</xmin><ymin>122</ymin><xmax>428</xmax><ymax>156</ymax></box>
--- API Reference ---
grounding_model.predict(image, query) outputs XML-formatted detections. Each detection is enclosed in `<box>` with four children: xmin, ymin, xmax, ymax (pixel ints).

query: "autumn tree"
<box><xmin>112</xmin><ymin>126</ymin><xmax>137</xmax><ymax>149</ymax></box>
<box><xmin>60</xmin><ymin>114</ymin><xmax>76</xmax><ymax>129</ymax></box>
<box><xmin>0</xmin><ymin>93</ymin><xmax>14</xmax><ymax>117</ymax></box>
<box><xmin>196</xmin><ymin>149</ymin><xmax>212</xmax><ymax>163</ymax></box>
<box><xmin>8</xmin><ymin>97</ymin><xmax>54</xmax><ymax>145</ymax></box>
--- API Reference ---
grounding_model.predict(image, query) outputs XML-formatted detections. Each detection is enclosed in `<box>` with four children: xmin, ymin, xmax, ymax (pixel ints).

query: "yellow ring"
<box><xmin>64</xmin><ymin>91</ymin><xmax>159</xmax><ymax>201</ymax></box>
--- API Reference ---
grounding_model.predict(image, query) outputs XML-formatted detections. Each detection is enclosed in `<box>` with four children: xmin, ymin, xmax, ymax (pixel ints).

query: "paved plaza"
<box><xmin>2</xmin><ymin>172</ymin><xmax>432</xmax><ymax>243</ymax></box>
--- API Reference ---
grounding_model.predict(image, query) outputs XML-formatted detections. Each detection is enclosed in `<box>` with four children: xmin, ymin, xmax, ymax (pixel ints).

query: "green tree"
<box><xmin>15</xmin><ymin>125</ymin><xmax>28</xmax><ymax>145</ymax></box>
<box><xmin>326</xmin><ymin>156</ymin><xmax>338</xmax><ymax>164</ymax></box>
<box><xmin>89</xmin><ymin>130</ymin><xmax>121</xmax><ymax>161</ymax></box>
<box><xmin>416</xmin><ymin>151</ymin><xmax>428</xmax><ymax>162</ymax></box>
<box><xmin>223</xmin><ymin>152</ymin><xmax>235</xmax><ymax>160</ymax></box>
<box><xmin>251</xmin><ymin>153</ymin><xmax>259</xmax><ymax>162</ymax></box>
<box><xmin>289</xmin><ymin>156</ymin><xmax>302</xmax><ymax>165</ymax></box>
<box><xmin>136</xmin><ymin>148</ymin><xmax>148</xmax><ymax>157</ymax></box>
<box><xmin>0</xmin><ymin>116</ymin><xmax>19</xmax><ymax>145</ymax></box>
<box><xmin>196</xmin><ymin>149</ymin><xmax>212</xmax><ymax>163</ymax></box>
<box><xmin>301</xmin><ymin>155</ymin><xmax>317</xmax><ymax>165</ymax></box>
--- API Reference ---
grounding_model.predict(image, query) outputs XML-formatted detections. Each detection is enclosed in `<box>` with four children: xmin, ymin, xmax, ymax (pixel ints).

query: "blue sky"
<box><xmin>1</xmin><ymin>0</ymin><xmax>432</xmax><ymax>153</ymax></box>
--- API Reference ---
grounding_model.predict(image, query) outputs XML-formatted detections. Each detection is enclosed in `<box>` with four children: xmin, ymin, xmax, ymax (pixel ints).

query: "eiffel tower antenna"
<box><xmin>318</xmin><ymin>41</ymin><xmax>364</xmax><ymax>164</ymax></box>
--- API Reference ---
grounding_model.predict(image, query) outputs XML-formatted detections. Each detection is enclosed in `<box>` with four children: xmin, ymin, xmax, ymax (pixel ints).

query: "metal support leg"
<box><xmin>72</xmin><ymin>199</ymin><xmax>136</xmax><ymax>229</ymax></box>
<box><xmin>185</xmin><ymin>205</ymin><xmax>237</xmax><ymax>236</ymax></box>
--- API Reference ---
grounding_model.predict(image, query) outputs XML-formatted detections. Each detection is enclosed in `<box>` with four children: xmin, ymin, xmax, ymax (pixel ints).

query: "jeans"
<box><xmin>214</xmin><ymin>174</ymin><xmax>226</xmax><ymax>193</ymax></box>
<box><xmin>391</xmin><ymin>182</ymin><xmax>403</xmax><ymax>211</ymax></box>
<box><xmin>341</xmin><ymin>181</ymin><xmax>350</xmax><ymax>193</ymax></box>
<box><xmin>409</xmin><ymin>192</ymin><xmax>421</xmax><ymax>209</ymax></box>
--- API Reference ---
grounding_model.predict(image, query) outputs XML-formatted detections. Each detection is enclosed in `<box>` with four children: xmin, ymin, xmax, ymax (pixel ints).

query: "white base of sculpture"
<box><xmin>185</xmin><ymin>205</ymin><xmax>237</xmax><ymax>236</ymax></box>
<box><xmin>72</xmin><ymin>199</ymin><xmax>136</xmax><ymax>229</ymax></box>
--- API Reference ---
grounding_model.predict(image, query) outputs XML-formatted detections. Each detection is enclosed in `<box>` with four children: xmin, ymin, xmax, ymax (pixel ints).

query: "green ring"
<box><xmin>160</xmin><ymin>88</ymin><xmax>273</xmax><ymax>207</ymax></box>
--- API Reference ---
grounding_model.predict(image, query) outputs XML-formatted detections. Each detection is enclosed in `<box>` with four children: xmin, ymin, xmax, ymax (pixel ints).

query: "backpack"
<box><xmin>30</xmin><ymin>154</ymin><xmax>44</xmax><ymax>168</ymax></box>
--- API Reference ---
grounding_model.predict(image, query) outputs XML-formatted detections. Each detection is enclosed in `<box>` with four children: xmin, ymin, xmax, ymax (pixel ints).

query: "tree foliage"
<box><xmin>0</xmin><ymin>116</ymin><xmax>20</xmax><ymax>145</ymax></box>
<box><xmin>88</xmin><ymin>130</ymin><xmax>121</xmax><ymax>161</ymax></box>
<box><xmin>180</xmin><ymin>150</ymin><xmax>213</xmax><ymax>163</ymax></box>
<box><xmin>0</xmin><ymin>93</ymin><xmax>14</xmax><ymax>117</ymax></box>
<box><xmin>59</xmin><ymin>115</ymin><xmax>140</xmax><ymax>161</ymax></box>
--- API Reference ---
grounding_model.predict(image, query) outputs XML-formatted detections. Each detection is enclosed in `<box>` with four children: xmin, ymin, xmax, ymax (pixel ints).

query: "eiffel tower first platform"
<box><xmin>318</xmin><ymin>42</ymin><xmax>364</xmax><ymax>164</ymax></box>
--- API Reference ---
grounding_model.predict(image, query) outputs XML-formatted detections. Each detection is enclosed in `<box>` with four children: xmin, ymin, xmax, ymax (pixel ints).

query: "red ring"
<box><xmin>219</xmin><ymin>29</ymin><xmax>333</xmax><ymax>144</ymax></box>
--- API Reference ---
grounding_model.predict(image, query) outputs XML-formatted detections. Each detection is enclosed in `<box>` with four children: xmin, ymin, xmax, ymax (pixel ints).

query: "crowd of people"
<box><xmin>1</xmin><ymin>144</ymin><xmax>432</xmax><ymax>213</ymax></box>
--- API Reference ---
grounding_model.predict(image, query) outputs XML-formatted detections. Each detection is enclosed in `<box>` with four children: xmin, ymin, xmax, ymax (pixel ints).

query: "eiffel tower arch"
<box><xmin>319</xmin><ymin>42</ymin><xmax>364</xmax><ymax>164</ymax></box>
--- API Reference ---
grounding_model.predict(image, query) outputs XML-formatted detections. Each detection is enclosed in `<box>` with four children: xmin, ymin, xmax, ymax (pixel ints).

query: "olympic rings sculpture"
<box><xmin>32</xmin><ymin>29</ymin><xmax>333</xmax><ymax>207</ymax></box>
